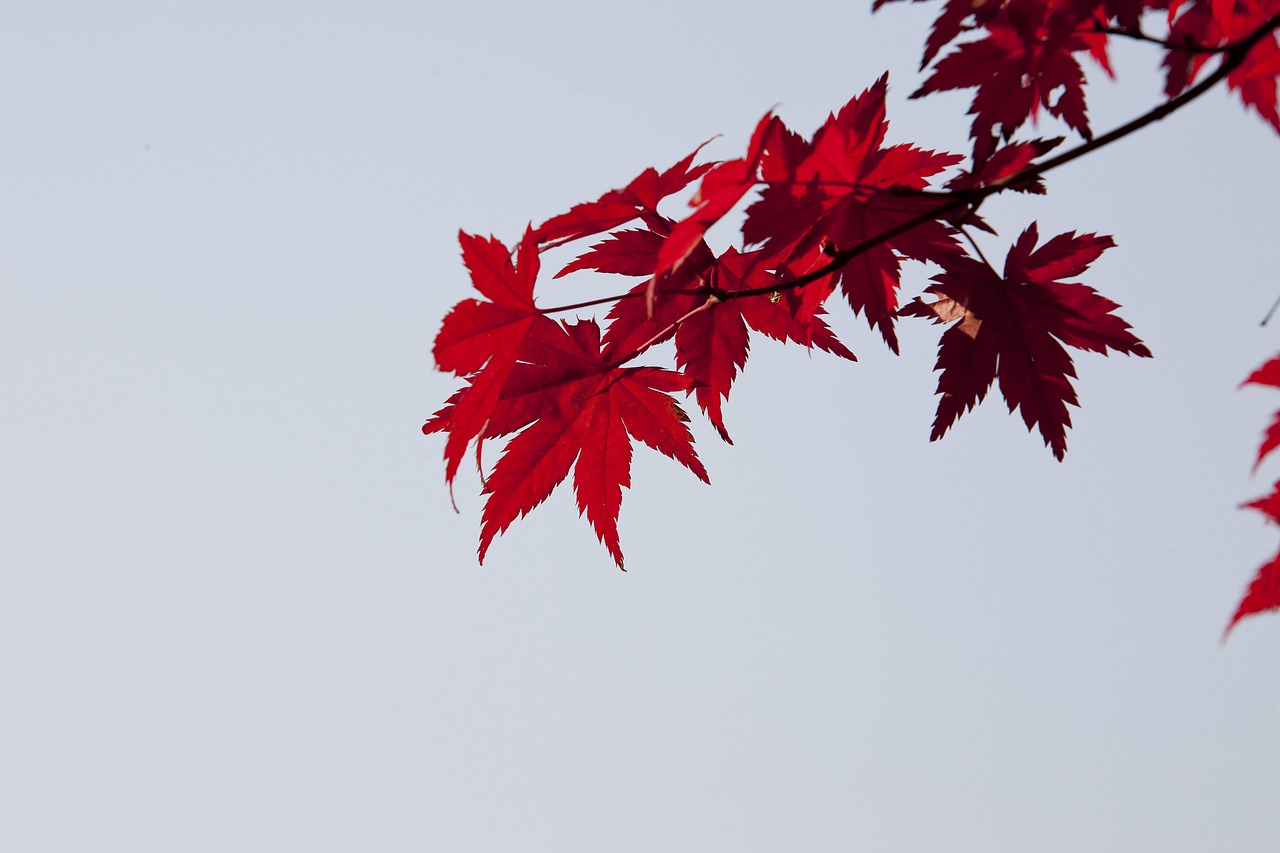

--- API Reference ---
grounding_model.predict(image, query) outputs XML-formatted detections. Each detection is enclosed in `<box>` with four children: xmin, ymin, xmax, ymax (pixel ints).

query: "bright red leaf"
<box><xmin>555</xmin><ymin>229</ymin><xmax>667</xmax><ymax>279</ymax></box>
<box><xmin>1227</xmin><ymin>478</ymin><xmax>1280</xmax><ymax>637</ymax></box>
<box><xmin>428</xmin><ymin>317</ymin><xmax>708</xmax><ymax>568</ymax></box>
<box><xmin>1242</xmin><ymin>353</ymin><xmax>1280</xmax><ymax>470</ymax></box>
<box><xmin>1165</xmin><ymin>0</ymin><xmax>1280</xmax><ymax>133</ymax></box>
<box><xmin>430</xmin><ymin>230</ymin><xmax>562</xmax><ymax>486</ymax></box>
<box><xmin>447</xmin><ymin>319</ymin><xmax>708</xmax><ymax>568</ymax></box>
<box><xmin>530</xmin><ymin>142</ymin><xmax>716</xmax><ymax>248</ymax></box>
<box><xmin>1225</xmin><ymin>547</ymin><xmax>1280</xmax><ymax>638</ymax></box>
<box><xmin>655</xmin><ymin>112</ymin><xmax>776</xmax><ymax>277</ymax></box>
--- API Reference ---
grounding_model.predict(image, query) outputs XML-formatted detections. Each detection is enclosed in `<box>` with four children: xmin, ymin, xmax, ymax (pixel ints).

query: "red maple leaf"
<box><xmin>1226</xmin><ymin>479</ymin><xmax>1280</xmax><ymax>637</ymax></box>
<box><xmin>596</xmin><ymin>236</ymin><xmax>719</xmax><ymax>365</ymax></box>
<box><xmin>554</xmin><ymin>229</ymin><xmax>667</xmax><ymax>279</ymax></box>
<box><xmin>874</xmin><ymin>0</ymin><xmax>1012</xmax><ymax>69</ymax></box>
<box><xmin>529</xmin><ymin>142</ymin><xmax>716</xmax><ymax>250</ymax></box>
<box><xmin>466</xmin><ymin>319</ymin><xmax>709</xmax><ymax>568</ymax></box>
<box><xmin>430</xmin><ymin>230</ymin><xmax>561</xmax><ymax>485</ymax></box>
<box><xmin>900</xmin><ymin>223</ymin><xmax>1152</xmax><ymax>459</ymax></box>
<box><xmin>1225</xmin><ymin>547</ymin><xmax>1280</xmax><ymax>638</ymax></box>
<box><xmin>945</xmin><ymin>137</ymin><xmax>1065</xmax><ymax>195</ymax></box>
<box><xmin>910</xmin><ymin>0</ymin><xmax>1103</xmax><ymax>161</ymax></box>
<box><xmin>1241</xmin><ymin>353</ymin><xmax>1280</xmax><ymax>470</ymax></box>
<box><xmin>1243</xmin><ymin>480</ymin><xmax>1280</xmax><ymax>520</ymax></box>
<box><xmin>744</xmin><ymin>76</ymin><xmax>962</xmax><ymax>353</ymax></box>
<box><xmin>549</xmin><ymin>226</ymin><xmax>725</xmax><ymax>429</ymax></box>
<box><xmin>1164</xmin><ymin>0</ymin><xmax>1280</xmax><ymax>133</ymax></box>
<box><xmin>655</xmin><ymin>112</ymin><xmax>776</xmax><ymax>277</ymax></box>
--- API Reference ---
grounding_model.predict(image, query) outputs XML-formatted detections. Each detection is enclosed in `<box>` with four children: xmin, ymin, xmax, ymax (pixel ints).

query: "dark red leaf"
<box><xmin>946</xmin><ymin>138</ymin><xmax>1064</xmax><ymax>194</ymax></box>
<box><xmin>910</xmin><ymin>0</ymin><xmax>1100</xmax><ymax>161</ymax></box>
<box><xmin>901</xmin><ymin>223</ymin><xmax>1151</xmax><ymax>459</ymax></box>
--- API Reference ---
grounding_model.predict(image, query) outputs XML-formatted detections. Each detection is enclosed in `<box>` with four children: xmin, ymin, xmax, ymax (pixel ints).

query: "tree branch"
<box><xmin>1094</xmin><ymin>24</ymin><xmax>1226</xmax><ymax>54</ymax></box>
<box><xmin>538</xmin><ymin>285</ymin><xmax>706</xmax><ymax>315</ymax></box>
<box><xmin>714</xmin><ymin>11</ymin><xmax>1280</xmax><ymax>306</ymax></box>
<box><xmin>564</xmin><ymin>11</ymin><xmax>1279</xmax><ymax>372</ymax></box>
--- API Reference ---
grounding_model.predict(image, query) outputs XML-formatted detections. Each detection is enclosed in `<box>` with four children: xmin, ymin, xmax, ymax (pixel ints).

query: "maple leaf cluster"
<box><xmin>427</xmin><ymin>0</ymin><xmax>1280</xmax><ymax>568</ymax></box>
<box><xmin>883</xmin><ymin>0</ymin><xmax>1280</xmax><ymax>150</ymax></box>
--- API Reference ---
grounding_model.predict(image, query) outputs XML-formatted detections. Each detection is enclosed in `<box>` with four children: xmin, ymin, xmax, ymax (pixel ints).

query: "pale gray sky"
<box><xmin>3</xmin><ymin>2</ymin><xmax>1279</xmax><ymax>851</ymax></box>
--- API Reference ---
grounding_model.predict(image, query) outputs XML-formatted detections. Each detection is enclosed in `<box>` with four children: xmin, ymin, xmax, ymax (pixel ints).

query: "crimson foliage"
<box><xmin>426</xmin><ymin>0</ymin><xmax>1280</xmax><ymax>631</ymax></box>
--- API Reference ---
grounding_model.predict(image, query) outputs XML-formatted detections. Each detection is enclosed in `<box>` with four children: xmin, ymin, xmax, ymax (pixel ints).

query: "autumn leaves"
<box><xmin>428</xmin><ymin>0</ymin><xmax>1279</xmax><ymax>567</ymax></box>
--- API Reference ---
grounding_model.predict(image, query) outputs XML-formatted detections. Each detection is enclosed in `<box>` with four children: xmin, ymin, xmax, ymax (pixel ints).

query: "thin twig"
<box><xmin>1096</xmin><ymin>24</ymin><xmax>1233</xmax><ymax>54</ymax></box>
<box><xmin>1260</xmin><ymin>293</ymin><xmax>1280</xmax><ymax>327</ymax></box>
<box><xmin>958</xmin><ymin>224</ymin><xmax>994</xmax><ymax>269</ymax></box>
<box><xmin>538</xmin><ymin>285</ymin><xmax>706</xmax><ymax>315</ymax></box>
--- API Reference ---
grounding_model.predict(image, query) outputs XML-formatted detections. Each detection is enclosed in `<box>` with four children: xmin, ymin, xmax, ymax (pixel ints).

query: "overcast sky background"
<box><xmin>3</xmin><ymin>2</ymin><xmax>1279</xmax><ymax>851</ymax></box>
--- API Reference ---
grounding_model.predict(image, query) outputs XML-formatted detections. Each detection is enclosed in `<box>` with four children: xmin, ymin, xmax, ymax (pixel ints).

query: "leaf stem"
<box><xmin>958</xmin><ymin>224</ymin><xmax>994</xmax><ymax>270</ymax></box>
